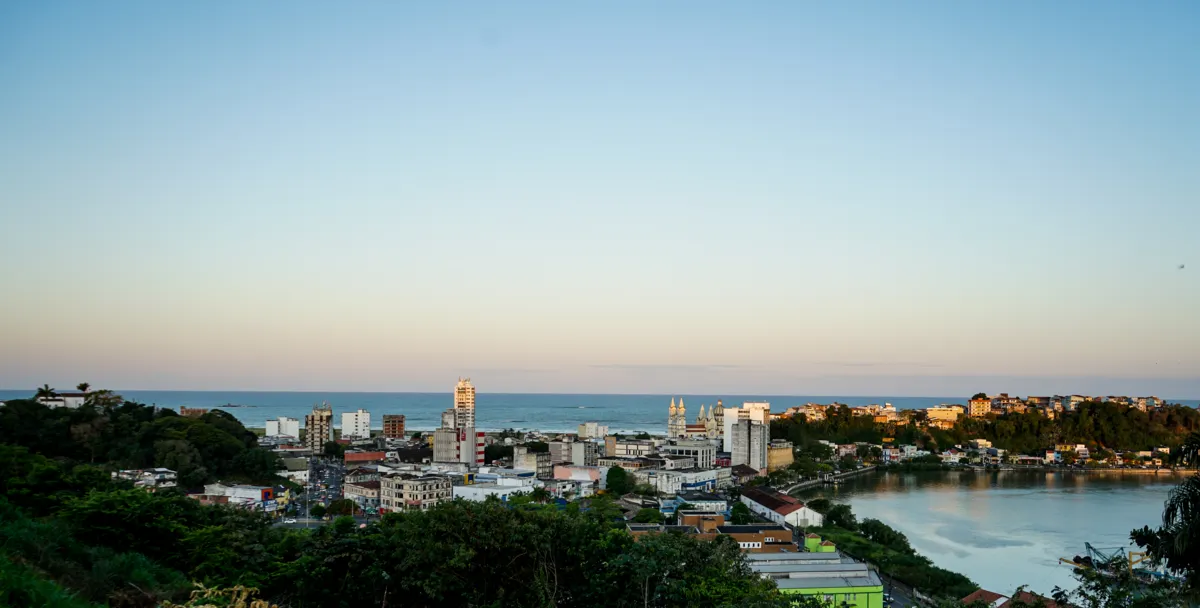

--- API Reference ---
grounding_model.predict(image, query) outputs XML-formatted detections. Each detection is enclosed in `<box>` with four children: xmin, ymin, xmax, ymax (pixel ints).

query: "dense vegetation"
<box><xmin>772</xmin><ymin>401</ymin><xmax>1200</xmax><ymax>456</ymax></box>
<box><xmin>0</xmin><ymin>396</ymin><xmax>281</xmax><ymax>489</ymax></box>
<box><xmin>0</xmin><ymin>394</ymin><xmax>803</xmax><ymax>607</ymax></box>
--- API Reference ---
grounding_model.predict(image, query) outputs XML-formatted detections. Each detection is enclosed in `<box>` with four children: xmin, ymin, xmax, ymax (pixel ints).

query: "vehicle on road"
<box><xmin>283</xmin><ymin>518</ymin><xmax>297</xmax><ymax>524</ymax></box>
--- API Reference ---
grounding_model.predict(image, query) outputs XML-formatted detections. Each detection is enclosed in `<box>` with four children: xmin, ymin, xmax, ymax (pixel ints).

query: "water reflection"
<box><xmin>800</xmin><ymin>470</ymin><xmax>1180</xmax><ymax>596</ymax></box>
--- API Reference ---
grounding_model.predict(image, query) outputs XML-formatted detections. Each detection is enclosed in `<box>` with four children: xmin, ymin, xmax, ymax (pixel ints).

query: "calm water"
<box><xmin>0</xmin><ymin>390</ymin><xmax>972</xmax><ymax>433</ymax></box>
<box><xmin>800</xmin><ymin>470</ymin><xmax>1183</xmax><ymax>597</ymax></box>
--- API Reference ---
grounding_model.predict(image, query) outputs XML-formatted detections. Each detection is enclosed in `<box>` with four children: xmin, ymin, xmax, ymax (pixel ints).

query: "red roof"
<box><xmin>1000</xmin><ymin>592</ymin><xmax>1058</xmax><ymax>608</ymax></box>
<box><xmin>344</xmin><ymin>451</ymin><xmax>386</xmax><ymax>463</ymax></box>
<box><xmin>741</xmin><ymin>487</ymin><xmax>804</xmax><ymax>515</ymax></box>
<box><xmin>961</xmin><ymin>590</ymin><xmax>1006</xmax><ymax>605</ymax></box>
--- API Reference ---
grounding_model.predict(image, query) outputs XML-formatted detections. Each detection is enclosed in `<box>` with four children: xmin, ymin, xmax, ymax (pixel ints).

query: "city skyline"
<box><xmin>2</xmin><ymin>2</ymin><xmax>1198</xmax><ymax>394</ymax></box>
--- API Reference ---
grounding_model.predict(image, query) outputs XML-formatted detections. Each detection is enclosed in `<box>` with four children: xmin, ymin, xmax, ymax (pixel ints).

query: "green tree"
<box><xmin>730</xmin><ymin>502</ymin><xmax>753</xmax><ymax>525</ymax></box>
<box><xmin>309</xmin><ymin>503</ymin><xmax>327</xmax><ymax>518</ymax></box>
<box><xmin>322</xmin><ymin>441</ymin><xmax>344</xmax><ymax>459</ymax></box>
<box><xmin>806</xmin><ymin>498</ymin><xmax>832</xmax><ymax>515</ymax></box>
<box><xmin>632</xmin><ymin>508</ymin><xmax>664</xmax><ymax>524</ymax></box>
<box><xmin>326</xmin><ymin>498</ymin><xmax>355</xmax><ymax>516</ymax></box>
<box><xmin>35</xmin><ymin>384</ymin><xmax>58</xmax><ymax>400</ymax></box>
<box><xmin>825</xmin><ymin>503</ymin><xmax>857</xmax><ymax>531</ymax></box>
<box><xmin>76</xmin><ymin>383</ymin><xmax>90</xmax><ymax>392</ymax></box>
<box><xmin>971</xmin><ymin>393</ymin><xmax>988</xmax><ymax>400</ymax></box>
<box><xmin>606</xmin><ymin>465</ymin><xmax>634</xmax><ymax>495</ymax></box>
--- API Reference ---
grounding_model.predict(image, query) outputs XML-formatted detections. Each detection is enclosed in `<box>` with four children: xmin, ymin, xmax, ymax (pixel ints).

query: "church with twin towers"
<box><xmin>666</xmin><ymin>397</ymin><xmax>723</xmax><ymax>440</ymax></box>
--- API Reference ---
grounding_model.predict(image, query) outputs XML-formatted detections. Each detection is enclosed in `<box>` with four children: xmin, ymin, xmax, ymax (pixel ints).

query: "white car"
<box><xmin>283</xmin><ymin>518</ymin><xmax>297</xmax><ymax>524</ymax></box>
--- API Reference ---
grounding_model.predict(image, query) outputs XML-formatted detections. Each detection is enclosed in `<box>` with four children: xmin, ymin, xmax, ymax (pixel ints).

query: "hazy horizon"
<box><xmin>3</xmin><ymin>2</ymin><xmax>1197</xmax><ymax>394</ymax></box>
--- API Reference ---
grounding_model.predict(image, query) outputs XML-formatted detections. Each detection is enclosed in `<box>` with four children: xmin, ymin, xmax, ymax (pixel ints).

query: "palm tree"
<box><xmin>35</xmin><ymin>384</ymin><xmax>57</xmax><ymax>400</ymax></box>
<box><xmin>1133</xmin><ymin>474</ymin><xmax>1200</xmax><ymax>588</ymax></box>
<box><xmin>76</xmin><ymin>382</ymin><xmax>90</xmax><ymax>392</ymax></box>
<box><xmin>530</xmin><ymin>487</ymin><xmax>551</xmax><ymax>504</ymax></box>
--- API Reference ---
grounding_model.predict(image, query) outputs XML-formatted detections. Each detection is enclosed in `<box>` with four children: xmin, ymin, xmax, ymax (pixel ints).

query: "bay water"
<box><xmin>799</xmin><ymin>470</ymin><xmax>1183</xmax><ymax>597</ymax></box>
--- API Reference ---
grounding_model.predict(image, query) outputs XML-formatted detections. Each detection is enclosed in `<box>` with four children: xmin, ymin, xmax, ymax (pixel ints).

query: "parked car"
<box><xmin>283</xmin><ymin>518</ymin><xmax>297</xmax><ymax>524</ymax></box>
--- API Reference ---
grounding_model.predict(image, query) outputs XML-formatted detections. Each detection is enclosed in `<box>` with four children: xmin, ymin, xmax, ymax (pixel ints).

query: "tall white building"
<box><xmin>265</xmin><ymin>416</ymin><xmax>300</xmax><ymax>439</ymax></box>
<box><xmin>723</xmin><ymin>402</ymin><xmax>770</xmax><ymax>452</ymax></box>
<box><xmin>730</xmin><ymin>419</ymin><xmax>769</xmax><ymax>471</ymax></box>
<box><xmin>577</xmin><ymin>421</ymin><xmax>609</xmax><ymax>439</ymax></box>
<box><xmin>453</xmin><ymin>378</ymin><xmax>476</xmax><ymax>428</ymax></box>
<box><xmin>341</xmin><ymin>409</ymin><xmax>371</xmax><ymax>440</ymax></box>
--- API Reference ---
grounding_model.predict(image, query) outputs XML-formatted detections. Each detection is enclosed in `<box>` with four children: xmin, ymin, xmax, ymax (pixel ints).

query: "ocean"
<box><xmin>0</xmin><ymin>390</ymin><xmax>961</xmax><ymax>434</ymax></box>
<box><xmin>3</xmin><ymin>390</ymin><xmax>1196</xmax><ymax>435</ymax></box>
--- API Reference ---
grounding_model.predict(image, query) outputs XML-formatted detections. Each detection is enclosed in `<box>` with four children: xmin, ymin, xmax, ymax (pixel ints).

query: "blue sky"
<box><xmin>2</xmin><ymin>2</ymin><xmax>1198</xmax><ymax>395</ymax></box>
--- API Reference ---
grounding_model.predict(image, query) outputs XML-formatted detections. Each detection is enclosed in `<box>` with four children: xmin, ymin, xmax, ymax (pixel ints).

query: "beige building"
<box><xmin>604</xmin><ymin>436</ymin><xmax>657</xmax><ymax>458</ymax></box>
<box><xmin>343</xmin><ymin>480</ymin><xmax>381</xmax><ymax>509</ymax></box>
<box><xmin>968</xmin><ymin>399</ymin><xmax>993</xmax><ymax>418</ymax></box>
<box><xmin>513</xmin><ymin>446</ymin><xmax>553</xmax><ymax>479</ymax></box>
<box><xmin>304</xmin><ymin>402</ymin><xmax>334</xmax><ymax>451</ymax></box>
<box><xmin>925</xmin><ymin>405</ymin><xmax>964</xmax><ymax>423</ymax></box>
<box><xmin>381</xmin><ymin>474</ymin><xmax>451</xmax><ymax>512</ymax></box>
<box><xmin>767</xmin><ymin>440</ymin><xmax>794</xmax><ymax>472</ymax></box>
<box><xmin>453</xmin><ymin>377</ymin><xmax>476</xmax><ymax>428</ymax></box>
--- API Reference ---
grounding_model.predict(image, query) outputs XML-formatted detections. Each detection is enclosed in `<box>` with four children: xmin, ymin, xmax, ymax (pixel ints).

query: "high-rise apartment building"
<box><xmin>453</xmin><ymin>377</ymin><xmax>476</xmax><ymax>428</ymax></box>
<box><xmin>730</xmin><ymin>419</ymin><xmax>769</xmax><ymax>471</ymax></box>
<box><xmin>577</xmin><ymin>421</ymin><xmax>609</xmax><ymax>439</ymax></box>
<box><xmin>266</xmin><ymin>416</ymin><xmax>300</xmax><ymax>439</ymax></box>
<box><xmin>383</xmin><ymin>414</ymin><xmax>406</xmax><ymax>438</ymax></box>
<box><xmin>304</xmin><ymin>402</ymin><xmax>333</xmax><ymax>452</ymax></box>
<box><xmin>722</xmin><ymin>402</ymin><xmax>770</xmax><ymax>452</ymax></box>
<box><xmin>341</xmin><ymin>409</ymin><xmax>371</xmax><ymax>440</ymax></box>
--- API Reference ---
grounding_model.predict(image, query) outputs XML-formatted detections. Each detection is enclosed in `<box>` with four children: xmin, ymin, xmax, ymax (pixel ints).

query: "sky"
<box><xmin>1</xmin><ymin>2</ymin><xmax>1198</xmax><ymax>396</ymax></box>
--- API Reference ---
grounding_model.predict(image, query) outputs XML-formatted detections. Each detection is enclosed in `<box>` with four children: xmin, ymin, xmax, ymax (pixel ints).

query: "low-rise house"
<box><xmin>731</xmin><ymin>464</ymin><xmax>760</xmax><ymax>484</ymax></box>
<box><xmin>380</xmin><ymin>474</ymin><xmax>451</xmax><ymax>512</ymax></box>
<box><xmin>628</xmin><ymin>512</ymin><xmax>799</xmax><ymax>553</ymax></box>
<box><xmin>36</xmin><ymin>391</ymin><xmax>89</xmax><ymax>409</ymax></box>
<box><xmin>345</xmin><ymin>466</ymin><xmax>381</xmax><ymax>484</ymax></box>
<box><xmin>113</xmin><ymin>468</ymin><xmax>177</xmax><ymax>492</ymax></box>
<box><xmin>740</xmin><ymin>487</ymin><xmax>823</xmax><ymax>528</ymax></box>
<box><xmin>673</xmin><ymin>491</ymin><xmax>728</xmax><ymax>514</ymax></box>
<box><xmin>344</xmin><ymin>480</ymin><xmax>381</xmax><ymax>509</ymax></box>
<box><xmin>277</xmin><ymin>458</ymin><xmax>309</xmax><ymax>483</ymax></box>
<box><xmin>453</xmin><ymin>476</ymin><xmax>540</xmax><ymax>502</ymax></box>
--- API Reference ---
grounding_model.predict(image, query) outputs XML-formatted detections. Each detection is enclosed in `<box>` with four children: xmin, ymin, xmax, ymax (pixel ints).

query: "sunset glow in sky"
<box><xmin>2</xmin><ymin>2</ymin><xmax>1198</xmax><ymax>395</ymax></box>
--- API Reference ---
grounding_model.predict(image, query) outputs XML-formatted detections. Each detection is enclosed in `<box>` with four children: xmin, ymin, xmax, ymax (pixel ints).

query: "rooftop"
<box><xmin>773</xmin><ymin>571</ymin><xmax>883</xmax><ymax>591</ymax></box>
<box><xmin>740</xmin><ymin>487</ymin><xmax>805</xmax><ymax>515</ymax></box>
<box><xmin>716</xmin><ymin>525</ymin><xmax>789</xmax><ymax>534</ymax></box>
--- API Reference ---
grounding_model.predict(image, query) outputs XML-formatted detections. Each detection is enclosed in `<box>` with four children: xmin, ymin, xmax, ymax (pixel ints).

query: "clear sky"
<box><xmin>2</xmin><ymin>2</ymin><xmax>1198</xmax><ymax>396</ymax></box>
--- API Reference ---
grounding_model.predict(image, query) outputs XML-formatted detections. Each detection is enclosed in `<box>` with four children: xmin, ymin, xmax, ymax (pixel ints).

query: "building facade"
<box><xmin>341</xmin><ymin>409</ymin><xmax>371</xmax><ymax>440</ymax></box>
<box><xmin>577</xmin><ymin>421</ymin><xmax>609</xmax><ymax>439</ymax></box>
<box><xmin>722</xmin><ymin>402</ymin><xmax>770</xmax><ymax>452</ymax></box>
<box><xmin>304</xmin><ymin>402</ymin><xmax>334</xmax><ymax>452</ymax></box>
<box><xmin>380</xmin><ymin>474</ymin><xmax>451</xmax><ymax>512</ymax></box>
<box><xmin>266</xmin><ymin>416</ymin><xmax>300</xmax><ymax>439</ymax></box>
<box><xmin>730</xmin><ymin>419</ymin><xmax>768</xmax><ymax>471</ymax></box>
<box><xmin>453</xmin><ymin>377</ymin><xmax>476</xmax><ymax>428</ymax></box>
<box><xmin>604</xmin><ymin>436</ymin><xmax>657</xmax><ymax>458</ymax></box>
<box><xmin>658</xmin><ymin>441</ymin><xmax>717</xmax><ymax>469</ymax></box>
<box><xmin>382</xmin><ymin>414</ymin><xmax>406</xmax><ymax>438</ymax></box>
<box><xmin>766</xmin><ymin>440</ymin><xmax>794</xmax><ymax>472</ymax></box>
<box><xmin>512</xmin><ymin>446</ymin><xmax>553</xmax><ymax>479</ymax></box>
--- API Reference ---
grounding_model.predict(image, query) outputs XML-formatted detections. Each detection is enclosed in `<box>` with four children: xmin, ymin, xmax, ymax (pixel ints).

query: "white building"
<box><xmin>454</xmin><ymin>476</ymin><xmax>540</xmax><ymax>502</ymax></box>
<box><xmin>723</xmin><ymin>402</ymin><xmax>770</xmax><ymax>452</ymax></box>
<box><xmin>634</xmin><ymin>468</ymin><xmax>719</xmax><ymax>495</ymax></box>
<box><xmin>341</xmin><ymin>409</ymin><xmax>371</xmax><ymax>440</ymax></box>
<box><xmin>659</xmin><ymin>440</ymin><xmax>718</xmax><ymax>469</ymax></box>
<box><xmin>277</xmin><ymin>457</ymin><xmax>309</xmax><ymax>483</ymax></box>
<box><xmin>730</xmin><ymin>419</ymin><xmax>769</xmax><ymax>471</ymax></box>
<box><xmin>740</xmin><ymin>487</ymin><xmax>824</xmax><ymax>528</ymax></box>
<box><xmin>266</xmin><ymin>417</ymin><xmax>300</xmax><ymax>439</ymax></box>
<box><xmin>113</xmin><ymin>468</ymin><xmax>177</xmax><ymax>491</ymax></box>
<box><xmin>577</xmin><ymin>421</ymin><xmax>609</xmax><ymax>439</ymax></box>
<box><xmin>37</xmin><ymin>391</ymin><xmax>89</xmax><ymax>409</ymax></box>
